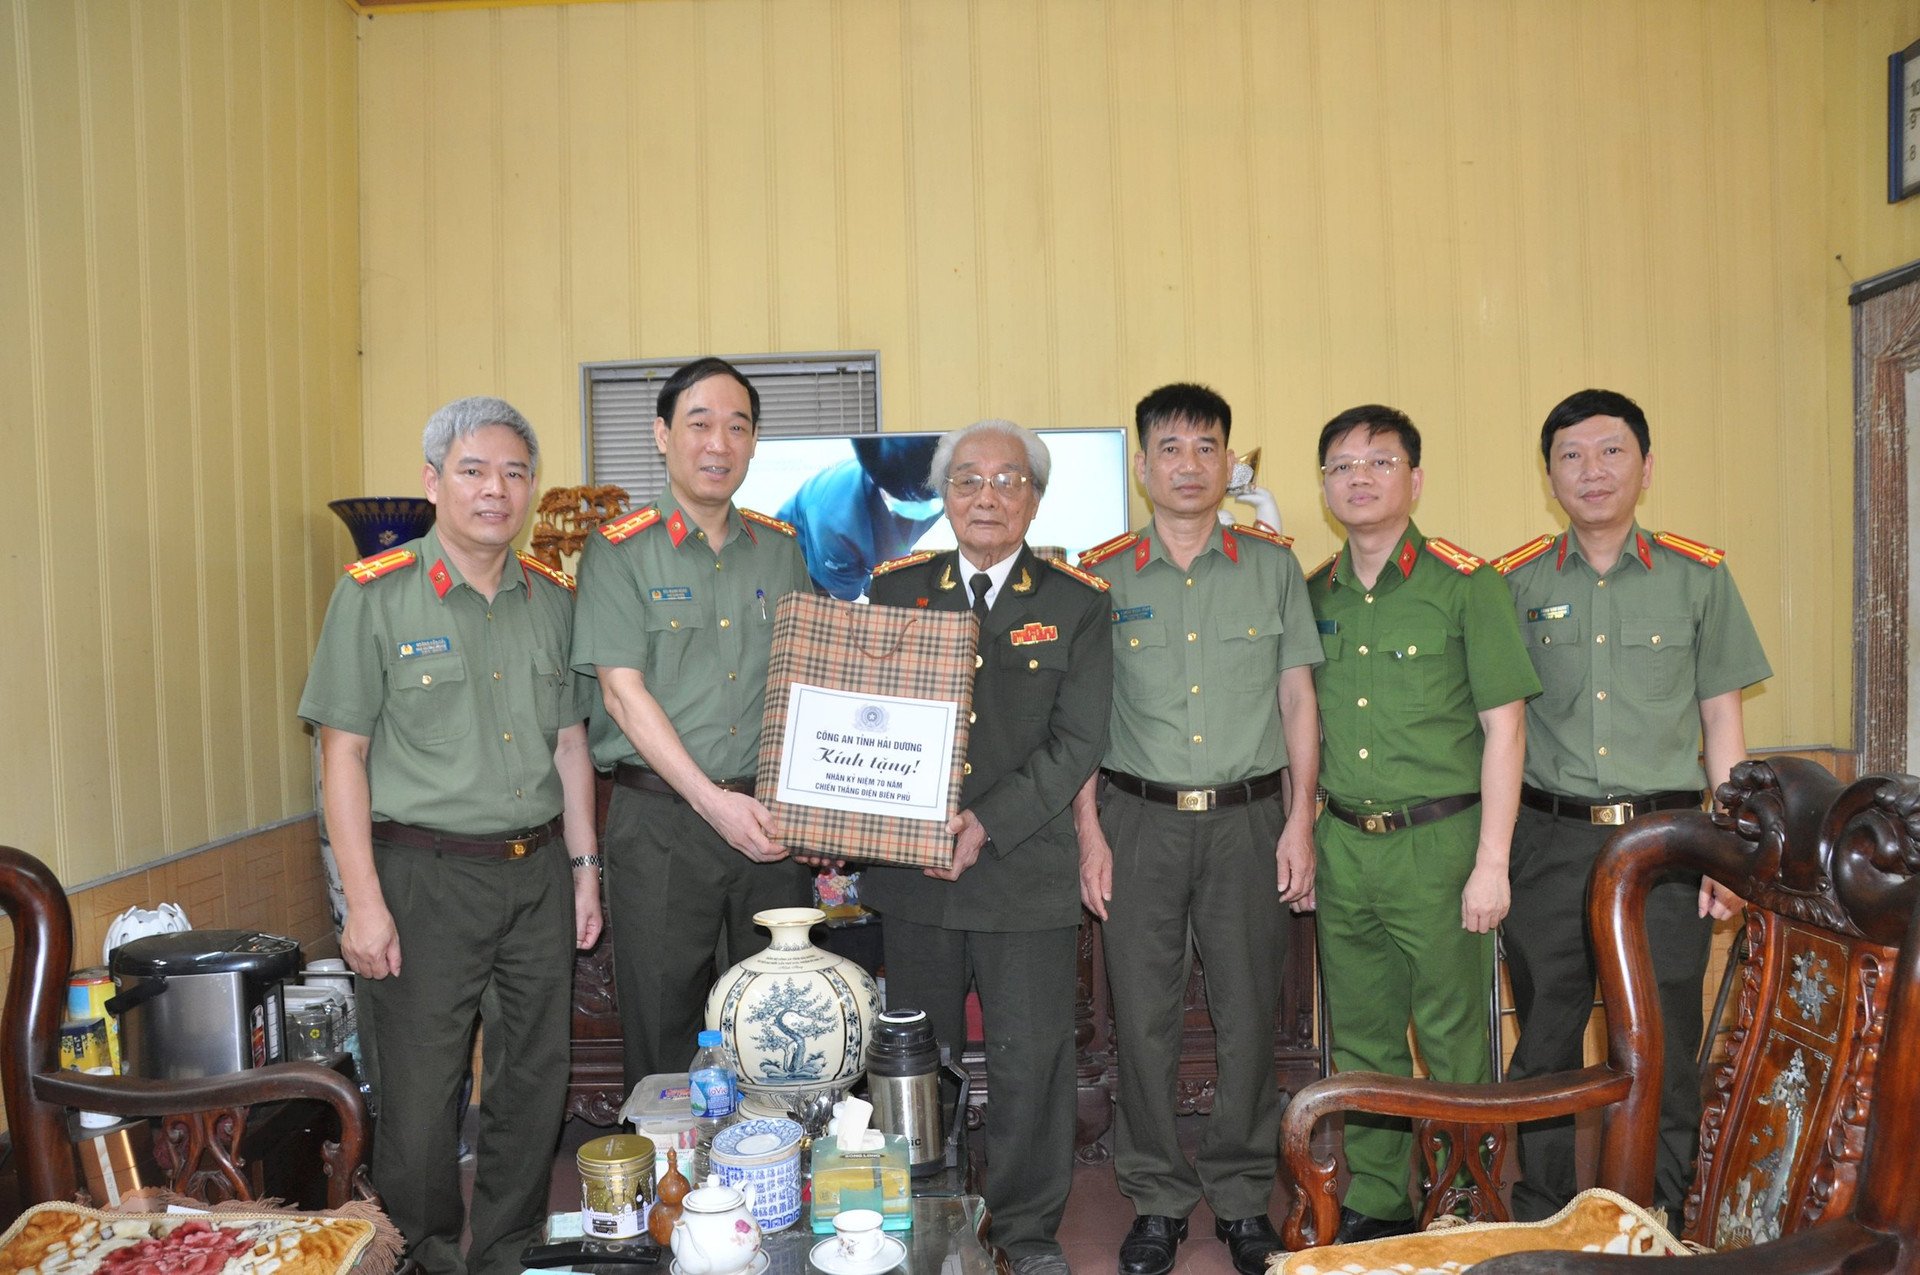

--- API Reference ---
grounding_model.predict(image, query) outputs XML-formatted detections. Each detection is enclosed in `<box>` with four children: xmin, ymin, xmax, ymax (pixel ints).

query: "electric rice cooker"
<box><xmin>106</xmin><ymin>930</ymin><xmax>301</xmax><ymax>1079</ymax></box>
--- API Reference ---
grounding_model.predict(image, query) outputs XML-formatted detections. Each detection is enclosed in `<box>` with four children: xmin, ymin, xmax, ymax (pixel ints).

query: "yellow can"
<box><xmin>58</xmin><ymin>1017</ymin><xmax>111</xmax><ymax>1073</ymax></box>
<box><xmin>578</xmin><ymin>1133</ymin><xmax>656</xmax><ymax>1240</ymax></box>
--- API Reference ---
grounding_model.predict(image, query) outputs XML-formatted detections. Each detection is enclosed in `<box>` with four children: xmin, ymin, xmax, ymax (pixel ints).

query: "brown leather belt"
<box><xmin>1324</xmin><ymin>793</ymin><xmax>1481</xmax><ymax>835</ymax></box>
<box><xmin>1101</xmin><ymin>768</ymin><xmax>1286</xmax><ymax>812</ymax></box>
<box><xmin>1520</xmin><ymin>785</ymin><xmax>1704</xmax><ymax>826</ymax></box>
<box><xmin>371</xmin><ymin>815</ymin><xmax>563</xmax><ymax>860</ymax></box>
<box><xmin>614</xmin><ymin>762</ymin><xmax>756</xmax><ymax>801</ymax></box>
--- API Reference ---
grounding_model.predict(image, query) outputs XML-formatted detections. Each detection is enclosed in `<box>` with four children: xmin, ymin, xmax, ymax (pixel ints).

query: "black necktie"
<box><xmin>970</xmin><ymin>572</ymin><xmax>992</xmax><ymax>620</ymax></box>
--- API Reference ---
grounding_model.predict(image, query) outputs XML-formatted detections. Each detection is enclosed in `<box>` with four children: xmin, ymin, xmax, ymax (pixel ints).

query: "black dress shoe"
<box><xmin>1212</xmin><ymin>1215</ymin><xmax>1282</xmax><ymax>1275</ymax></box>
<box><xmin>1334</xmin><ymin>1207</ymin><xmax>1418</xmax><ymax>1244</ymax></box>
<box><xmin>1118</xmin><ymin>1215</ymin><xmax>1188</xmax><ymax>1275</ymax></box>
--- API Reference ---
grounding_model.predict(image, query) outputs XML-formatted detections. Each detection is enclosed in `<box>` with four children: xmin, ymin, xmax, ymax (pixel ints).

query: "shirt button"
<box><xmin>1596</xmin><ymin>579</ymin><xmax>1608</xmax><ymax>588</ymax></box>
<box><xmin>1186</xmin><ymin>577</ymin><xmax>1194</xmax><ymax>587</ymax></box>
<box><xmin>1358</xmin><ymin>645</ymin><xmax>1369</xmax><ymax>656</ymax></box>
<box><xmin>1406</xmin><ymin>644</ymin><xmax>1418</xmax><ymax>656</ymax></box>
<box><xmin>1247</xmin><ymin>627</ymin><xmax>1257</xmax><ymax>637</ymax></box>
<box><xmin>720</xmin><ymin>618</ymin><xmax>731</xmax><ymax>628</ymax></box>
<box><xmin>1364</xmin><ymin>594</ymin><xmax>1374</xmax><ymax>604</ymax></box>
<box><xmin>514</xmin><ymin>788</ymin><xmax>523</xmax><ymax>798</ymax></box>
<box><xmin>1358</xmin><ymin>747</ymin><xmax>1369</xmax><ymax>759</ymax></box>
<box><xmin>968</xmin><ymin>711</ymin><xmax>977</xmax><ymax>723</ymax></box>
<box><xmin>1357</xmin><ymin>697</ymin><xmax>1368</xmax><ymax>707</ymax></box>
<box><xmin>1129</xmin><ymin>637</ymin><xmax>1141</xmax><ymax>648</ymax></box>
<box><xmin>1190</xmin><ymin>685</ymin><xmax>1200</xmax><ymax>694</ymax></box>
<box><xmin>1595</xmin><ymin>634</ymin><xmax>1606</xmax><ymax>644</ymax></box>
<box><xmin>502</xmin><ymin>732</ymin><xmax>512</xmax><ymax>742</ymax></box>
<box><xmin>670</xmin><ymin>619</ymin><xmax>680</xmax><ymax>629</ymax></box>
<box><xmin>1597</xmin><ymin>746</ymin><xmax>1609</xmax><ymax>756</ymax></box>
<box><xmin>1187</xmin><ymin>632</ymin><xmax>1198</xmax><ymax>642</ymax></box>
<box><xmin>421</xmin><ymin>674</ymin><xmax>433</xmax><ymax>686</ymax></box>
<box><xmin>1192</xmin><ymin>734</ymin><xmax>1203</xmax><ymax>744</ymax></box>
<box><xmin>1650</xmin><ymin>634</ymin><xmax>1661</xmax><ymax>645</ymax></box>
<box><xmin>730</xmin><ymin>725</ymin><xmax>738</xmax><ymax>735</ymax></box>
<box><xmin>1028</xmin><ymin>658</ymin><xmax>1039</xmax><ymax>670</ymax></box>
<box><xmin>975</xmin><ymin>654</ymin><xmax>984</xmax><ymax>669</ymax></box>
<box><xmin>715</xmin><ymin>561</ymin><xmax>722</xmax><ymax>570</ymax></box>
<box><xmin>492</xmin><ymin>671</ymin><xmax>502</xmax><ymax>680</ymax></box>
<box><xmin>1541</xmin><ymin>636</ymin><xmax>1552</xmax><ymax>645</ymax></box>
<box><xmin>1596</xmin><ymin>690</ymin><xmax>1607</xmax><ymax>701</ymax></box>
<box><xmin>728</xmin><ymin>672</ymin><xmax>737</xmax><ymax>681</ymax></box>
<box><xmin>963</xmin><ymin>762</ymin><xmax>973</xmax><ymax>775</ymax></box>
<box><xmin>486</xmin><ymin>612</ymin><xmax>493</xmax><ymax>621</ymax></box>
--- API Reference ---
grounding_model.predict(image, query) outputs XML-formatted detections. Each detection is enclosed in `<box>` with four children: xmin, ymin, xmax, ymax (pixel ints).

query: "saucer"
<box><xmin>809</xmin><ymin>1234</ymin><xmax>907</xmax><ymax>1275</ymax></box>
<box><xmin>672</xmin><ymin>1252</ymin><xmax>769</xmax><ymax>1275</ymax></box>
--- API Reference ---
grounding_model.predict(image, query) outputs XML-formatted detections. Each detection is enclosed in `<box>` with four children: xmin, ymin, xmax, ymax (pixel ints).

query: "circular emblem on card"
<box><xmin>854</xmin><ymin>703</ymin><xmax>890</xmax><ymax>734</ymax></box>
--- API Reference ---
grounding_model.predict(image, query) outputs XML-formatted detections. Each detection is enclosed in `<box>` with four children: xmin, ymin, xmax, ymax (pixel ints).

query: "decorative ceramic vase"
<box><xmin>705</xmin><ymin>908</ymin><xmax>879</xmax><ymax>1098</ymax></box>
<box><xmin>328</xmin><ymin>497</ymin><xmax>435</xmax><ymax>558</ymax></box>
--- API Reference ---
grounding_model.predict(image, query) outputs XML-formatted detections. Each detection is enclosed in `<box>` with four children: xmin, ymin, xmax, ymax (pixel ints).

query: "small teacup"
<box><xmin>833</xmin><ymin>1209</ymin><xmax>885</xmax><ymax>1264</ymax></box>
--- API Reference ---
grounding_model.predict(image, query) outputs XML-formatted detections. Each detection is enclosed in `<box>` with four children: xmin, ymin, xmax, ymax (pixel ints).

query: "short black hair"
<box><xmin>1317</xmin><ymin>404</ymin><xmax>1421</xmax><ymax>469</ymax></box>
<box><xmin>657</xmin><ymin>357</ymin><xmax>761</xmax><ymax>428</ymax></box>
<box><xmin>852</xmin><ymin>435</ymin><xmax>940</xmax><ymax>501</ymax></box>
<box><xmin>1539</xmin><ymin>388</ymin><xmax>1650</xmax><ymax>464</ymax></box>
<box><xmin>1134</xmin><ymin>383</ymin><xmax>1231</xmax><ymax>449</ymax></box>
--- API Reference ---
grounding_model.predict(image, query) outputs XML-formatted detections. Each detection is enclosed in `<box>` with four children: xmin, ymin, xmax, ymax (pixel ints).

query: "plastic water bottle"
<box><xmin>688</xmin><ymin>1029</ymin><xmax>739</xmax><ymax>1176</ymax></box>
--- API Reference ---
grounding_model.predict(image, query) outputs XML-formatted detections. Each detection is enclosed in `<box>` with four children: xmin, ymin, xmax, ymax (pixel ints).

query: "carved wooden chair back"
<box><xmin>0</xmin><ymin>843</ymin><xmax>376</xmax><ymax>1210</ymax></box>
<box><xmin>1283</xmin><ymin>757</ymin><xmax>1920</xmax><ymax>1264</ymax></box>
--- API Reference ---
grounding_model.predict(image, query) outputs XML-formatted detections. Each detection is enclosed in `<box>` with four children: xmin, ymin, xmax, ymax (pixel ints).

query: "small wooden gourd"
<box><xmin>650</xmin><ymin>1148</ymin><xmax>690</xmax><ymax>1245</ymax></box>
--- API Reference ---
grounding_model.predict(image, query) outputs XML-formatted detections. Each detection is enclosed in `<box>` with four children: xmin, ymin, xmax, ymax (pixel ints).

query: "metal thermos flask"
<box><xmin>866</xmin><ymin>1009</ymin><xmax>946</xmax><ymax>1174</ymax></box>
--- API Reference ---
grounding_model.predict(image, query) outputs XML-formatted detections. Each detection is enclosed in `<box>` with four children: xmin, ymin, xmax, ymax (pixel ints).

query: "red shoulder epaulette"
<box><xmin>741</xmin><ymin>508</ymin><xmax>797</xmax><ymax>537</ymax></box>
<box><xmin>871</xmin><ymin>549</ymin><xmax>937</xmax><ymax>578</ymax></box>
<box><xmin>1653</xmin><ymin>531</ymin><xmax>1725</xmax><ymax>568</ymax></box>
<box><xmin>1047</xmin><ymin>558</ymin><xmax>1111</xmax><ymax>592</ymax></box>
<box><xmin>1078</xmin><ymin>532</ymin><xmax>1138</xmax><ymax>568</ymax></box>
<box><xmin>1425</xmin><ymin>537</ymin><xmax>1483</xmax><ymax>575</ymax></box>
<box><xmin>1308</xmin><ymin>553</ymin><xmax>1337</xmax><ymax>581</ymax></box>
<box><xmin>1235</xmin><ymin>524</ymin><xmax>1295</xmax><ymax>549</ymax></box>
<box><xmin>599</xmin><ymin>507</ymin><xmax>661</xmax><ymax>544</ymax></box>
<box><xmin>517</xmin><ymin>551</ymin><xmax>576</xmax><ymax>591</ymax></box>
<box><xmin>344</xmin><ymin>548</ymin><xmax>417</xmax><ymax>584</ymax></box>
<box><xmin>1491</xmin><ymin>534</ymin><xmax>1555</xmax><ymax>576</ymax></box>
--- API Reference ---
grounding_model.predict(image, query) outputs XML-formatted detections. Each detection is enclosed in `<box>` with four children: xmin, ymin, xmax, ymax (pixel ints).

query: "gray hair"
<box><xmin>928</xmin><ymin>419</ymin><xmax>1052</xmax><ymax>496</ymax></box>
<box><xmin>422</xmin><ymin>396</ymin><xmax>540</xmax><ymax>471</ymax></box>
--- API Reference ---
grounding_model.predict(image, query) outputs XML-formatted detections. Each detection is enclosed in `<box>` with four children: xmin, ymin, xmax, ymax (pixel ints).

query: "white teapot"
<box><xmin>669</xmin><ymin>1175</ymin><xmax>762</xmax><ymax>1275</ymax></box>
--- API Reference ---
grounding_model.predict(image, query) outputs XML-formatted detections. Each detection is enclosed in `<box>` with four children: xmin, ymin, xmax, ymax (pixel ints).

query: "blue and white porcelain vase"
<box><xmin>705</xmin><ymin>908</ymin><xmax>879</xmax><ymax>1100</ymax></box>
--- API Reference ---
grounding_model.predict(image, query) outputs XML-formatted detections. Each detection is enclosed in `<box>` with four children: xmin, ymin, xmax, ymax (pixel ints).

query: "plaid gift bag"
<box><xmin>756</xmin><ymin>593</ymin><xmax>978</xmax><ymax>869</ymax></box>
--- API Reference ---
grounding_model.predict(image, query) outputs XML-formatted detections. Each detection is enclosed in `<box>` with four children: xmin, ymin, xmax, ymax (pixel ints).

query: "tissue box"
<box><xmin>808</xmin><ymin>1132</ymin><xmax>911</xmax><ymax>1232</ymax></box>
<box><xmin>71</xmin><ymin>1121</ymin><xmax>158</xmax><ymax>1206</ymax></box>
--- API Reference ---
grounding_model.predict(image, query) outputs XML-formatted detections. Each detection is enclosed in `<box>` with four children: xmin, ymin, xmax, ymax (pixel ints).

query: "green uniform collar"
<box><xmin>1554</xmin><ymin>523</ymin><xmax>1657</xmax><ymax>575</ymax></box>
<box><xmin>1137</xmin><ymin>520</ymin><xmax>1241</xmax><ymax>570</ymax></box>
<box><xmin>654</xmin><ymin>489</ymin><xmax>755</xmax><ymax>550</ymax></box>
<box><xmin>1326</xmin><ymin>522</ymin><xmax>1427</xmax><ymax>593</ymax></box>
<box><xmin>417</xmin><ymin>526</ymin><xmax>530</xmax><ymax>602</ymax></box>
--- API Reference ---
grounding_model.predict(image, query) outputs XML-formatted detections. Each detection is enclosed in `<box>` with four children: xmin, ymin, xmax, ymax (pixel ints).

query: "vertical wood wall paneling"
<box><xmin>3</xmin><ymin>0</ymin><xmax>356</xmax><ymax>882</ymax></box>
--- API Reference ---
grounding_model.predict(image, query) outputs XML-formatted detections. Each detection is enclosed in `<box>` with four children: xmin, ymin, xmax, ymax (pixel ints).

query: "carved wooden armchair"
<box><xmin>1</xmin><ymin>844</ymin><xmax>378</xmax><ymax>1211</ymax></box>
<box><xmin>1280</xmin><ymin>758</ymin><xmax>1920</xmax><ymax>1270</ymax></box>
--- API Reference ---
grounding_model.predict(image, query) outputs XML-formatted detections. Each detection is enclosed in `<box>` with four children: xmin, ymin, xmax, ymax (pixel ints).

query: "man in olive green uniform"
<box><xmin>300</xmin><ymin>397</ymin><xmax>603</xmax><ymax>1275</ymax></box>
<box><xmin>571</xmin><ymin>358</ymin><xmax>813</xmax><ymax>1086</ymax></box>
<box><xmin>1073</xmin><ymin>384</ymin><xmax>1321</xmax><ymax>1275</ymax></box>
<box><xmin>1307</xmin><ymin>404</ymin><xmax>1539</xmax><ymax>1244</ymax></box>
<box><xmin>1495</xmin><ymin>388</ymin><xmax>1770</xmax><ymax>1222</ymax></box>
<box><xmin>862</xmin><ymin>420</ymin><xmax>1111</xmax><ymax>1275</ymax></box>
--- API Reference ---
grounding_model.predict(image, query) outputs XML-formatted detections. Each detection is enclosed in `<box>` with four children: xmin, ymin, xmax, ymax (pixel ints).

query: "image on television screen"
<box><xmin>734</xmin><ymin>428</ymin><xmax>1133</xmax><ymax>600</ymax></box>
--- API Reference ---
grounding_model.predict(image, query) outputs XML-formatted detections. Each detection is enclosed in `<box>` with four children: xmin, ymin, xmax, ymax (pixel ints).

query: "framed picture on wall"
<box><xmin>1893</xmin><ymin>37</ymin><xmax>1920</xmax><ymax>203</ymax></box>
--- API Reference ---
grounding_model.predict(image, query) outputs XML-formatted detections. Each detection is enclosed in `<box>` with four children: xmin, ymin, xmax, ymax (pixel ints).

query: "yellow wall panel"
<box><xmin>2</xmin><ymin>0</ymin><xmax>359</xmax><ymax>884</ymax></box>
<box><xmin>354</xmin><ymin>0</ymin><xmax>1920</xmax><ymax>757</ymax></box>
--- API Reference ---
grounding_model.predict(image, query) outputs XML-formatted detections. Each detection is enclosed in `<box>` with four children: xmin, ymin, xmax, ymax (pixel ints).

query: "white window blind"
<box><xmin>581</xmin><ymin>351</ymin><xmax>881</xmax><ymax>502</ymax></box>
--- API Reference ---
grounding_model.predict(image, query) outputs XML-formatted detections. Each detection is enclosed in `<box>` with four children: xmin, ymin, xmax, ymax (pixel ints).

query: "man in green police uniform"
<box><xmin>1494</xmin><ymin>388</ymin><xmax>1769</xmax><ymax>1222</ymax></box>
<box><xmin>1307</xmin><ymin>404</ymin><xmax>1539</xmax><ymax>1244</ymax></box>
<box><xmin>1073</xmin><ymin>383</ymin><xmax>1321</xmax><ymax>1275</ymax></box>
<box><xmin>862</xmin><ymin>419</ymin><xmax>1111</xmax><ymax>1275</ymax></box>
<box><xmin>300</xmin><ymin>397</ymin><xmax>604</xmax><ymax>1275</ymax></box>
<box><xmin>571</xmin><ymin>357</ymin><xmax>814</xmax><ymax>1086</ymax></box>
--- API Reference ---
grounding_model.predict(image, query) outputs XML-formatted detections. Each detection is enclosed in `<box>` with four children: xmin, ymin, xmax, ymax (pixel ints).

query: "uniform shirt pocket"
<box><xmin>1215</xmin><ymin>613</ymin><xmax>1283</xmax><ymax>691</ymax></box>
<box><xmin>387</xmin><ymin>653</ymin><xmax>474</xmax><ymax>747</ymax></box>
<box><xmin>1619</xmin><ymin>617</ymin><xmax>1696</xmax><ymax>701</ymax></box>
<box><xmin>642</xmin><ymin>601</ymin><xmax>709</xmax><ymax>682</ymax></box>
<box><xmin>997</xmin><ymin>633</ymin><xmax>1071</xmax><ymax>718</ymax></box>
<box><xmin>1113</xmin><ymin>618</ymin><xmax>1171</xmax><ymax>704</ymax></box>
<box><xmin>1524</xmin><ymin>614</ymin><xmax>1587</xmax><ymax>713</ymax></box>
<box><xmin>531</xmin><ymin>647</ymin><xmax>568</xmax><ymax>731</ymax></box>
<box><xmin>1382</xmin><ymin>625</ymin><xmax>1448</xmax><ymax>713</ymax></box>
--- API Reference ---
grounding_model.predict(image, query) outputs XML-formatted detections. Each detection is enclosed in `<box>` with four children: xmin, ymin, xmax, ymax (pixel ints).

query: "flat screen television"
<box><xmin>733</xmin><ymin>428</ymin><xmax>1133</xmax><ymax>599</ymax></box>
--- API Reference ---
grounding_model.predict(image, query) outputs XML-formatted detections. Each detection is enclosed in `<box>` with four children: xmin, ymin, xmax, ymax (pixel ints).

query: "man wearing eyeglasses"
<box><xmin>1306</xmin><ymin>404</ymin><xmax>1539</xmax><ymax>1244</ymax></box>
<box><xmin>860</xmin><ymin>419</ymin><xmax>1111</xmax><ymax>1275</ymax></box>
<box><xmin>1073</xmin><ymin>384</ymin><xmax>1322</xmax><ymax>1275</ymax></box>
<box><xmin>1492</xmin><ymin>389</ymin><xmax>1769</xmax><ymax>1223</ymax></box>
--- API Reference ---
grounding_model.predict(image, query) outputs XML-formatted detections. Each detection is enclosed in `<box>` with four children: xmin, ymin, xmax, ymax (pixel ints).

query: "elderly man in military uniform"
<box><xmin>1072</xmin><ymin>383</ymin><xmax>1321</xmax><ymax>1275</ymax></box>
<box><xmin>300</xmin><ymin>396</ymin><xmax>603</xmax><ymax>1275</ymax></box>
<box><xmin>571</xmin><ymin>357</ymin><xmax>814</xmax><ymax>1086</ymax></box>
<box><xmin>860</xmin><ymin>419</ymin><xmax>1111</xmax><ymax>1275</ymax></box>
<box><xmin>1494</xmin><ymin>388</ymin><xmax>1770</xmax><ymax>1222</ymax></box>
<box><xmin>1307</xmin><ymin>404</ymin><xmax>1539</xmax><ymax>1245</ymax></box>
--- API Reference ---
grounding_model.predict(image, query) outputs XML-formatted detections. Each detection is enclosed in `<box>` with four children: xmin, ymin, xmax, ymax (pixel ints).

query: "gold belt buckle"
<box><xmin>1360</xmin><ymin>813</ymin><xmax>1389</xmax><ymax>834</ymax></box>
<box><xmin>1591</xmin><ymin>803</ymin><xmax>1633</xmax><ymax>826</ymax></box>
<box><xmin>510</xmin><ymin>840</ymin><xmax>529</xmax><ymax>857</ymax></box>
<box><xmin>1176</xmin><ymin>789</ymin><xmax>1214</xmax><ymax>812</ymax></box>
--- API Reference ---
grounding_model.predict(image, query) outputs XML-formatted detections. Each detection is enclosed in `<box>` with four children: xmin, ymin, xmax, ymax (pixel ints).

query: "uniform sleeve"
<box><xmin>969</xmin><ymin>583</ymin><xmax>1114</xmax><ymax>856</ymax></box>
<box><xmin>1274</xmin><ymin>553</ymin><xmax>1325</xmax><ymax>672</ymax></box>
<box><xmin>1694</xmin><ymin>563</ymin><xmax>1772</xmax><ymax>700</ymax></box>
<box><xmin>297</xmin><ymin>574</ymin><xmax>385</xmax><ymax>736</ymax></box>
<box><xmin>569</xmin><ymin>531</ymin><xmax>650</xmax><ymax>677</ymax></box>
<box><xmin>1462</xmin><ymin>565</ymin><xmax>1542</xmax><ymax>711</ymax></box>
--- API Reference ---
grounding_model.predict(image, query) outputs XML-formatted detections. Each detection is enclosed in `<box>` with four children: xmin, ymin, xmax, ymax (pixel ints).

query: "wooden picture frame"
<box><xmin>1891</xmin><ymin>38</ymin><xmax>1920</xmax><ymax>203</ymax></box>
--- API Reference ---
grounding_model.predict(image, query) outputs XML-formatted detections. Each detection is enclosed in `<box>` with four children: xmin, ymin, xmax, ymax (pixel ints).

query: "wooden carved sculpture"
<box><xmin>530</xmin><ymin>484</ymin><xmax>629</xmax><ymax>570</ymax></box>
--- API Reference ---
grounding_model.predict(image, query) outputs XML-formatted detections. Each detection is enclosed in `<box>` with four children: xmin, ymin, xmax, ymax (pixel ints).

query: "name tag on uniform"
<box><xmin>1527</xmin><ymin>604</ymin><xmax>1572</xmax><ymax>622</ymax></box>
<box><xmin>649</xmin><ymin>586</ymin><xmax>695</xmax><ymax>603</ymax></box>
<box><xmin>1316</xmin><ymin>619</ymin><xmax>1338</xmax><ymax>635</ymax></box>
<box><xmin>397</xmin><ymin>636</ymin><xmax>451</xmax><ymax>659</ymax></box>
<box><xmin>1112</xmin><ymin>606</ymin><xmax>1153</xmax><ymax>624</ymax></box>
